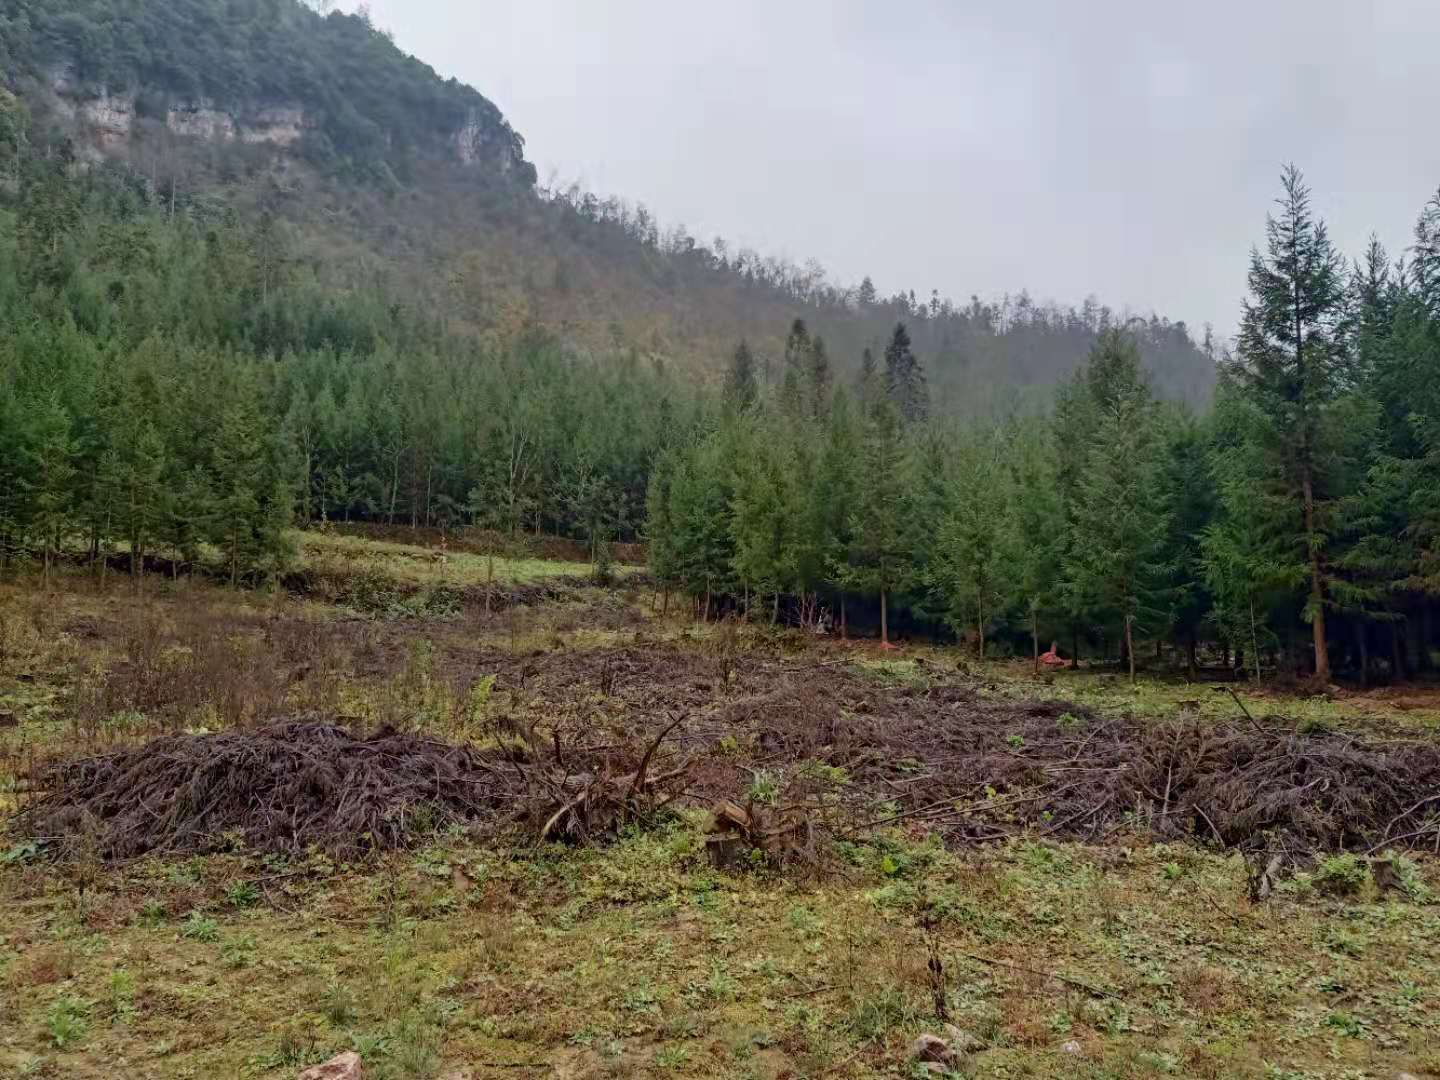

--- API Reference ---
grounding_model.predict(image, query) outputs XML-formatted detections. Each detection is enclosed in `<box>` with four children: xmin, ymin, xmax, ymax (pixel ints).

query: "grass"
<box><xmin>1</xmin><ymin>825</ymin><xmax>1436</xmax><ymax>1077</ymax></box>
<box><xmin>297</xmin><ymin>530</ymin><xmax>618</xmax><ymax>588</ymax></box>
<box><xmin>1</xmin><ymin>536</ymin><xmax>1439</xmax><ymax>1077</ymax></box>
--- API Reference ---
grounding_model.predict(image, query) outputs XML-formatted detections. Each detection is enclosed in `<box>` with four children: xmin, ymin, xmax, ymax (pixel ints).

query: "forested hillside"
<box><xmin>646</xmin><ymin>168</ymin><xmax>1440</xmax><ymax>683</ymax></box>
<box><xmin>15</xmin><ymin>0</ymin><xmax>1440</xmax><ymax>684</ymax></box>
<box><xmin>0</xmin><ymin>0</ymin><xmax>1215</xmax><ymax>410</ymax></box>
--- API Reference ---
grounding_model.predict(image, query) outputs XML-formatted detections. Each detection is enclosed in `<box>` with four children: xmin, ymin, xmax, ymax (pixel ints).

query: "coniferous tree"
<box><xmin>1062</xmin><ymin>331</ymin><xmax>1170</xmax><ymax>680</ymax></box>
<box><xmin>812</xmin><ymin>387</ymin><xmax>862</xmax><ymax>634</ymax></box>
<box><xmin>1202</xmin><ymin>378</ymin><xmax>1286</xmax><ymax>681</ymax></box>
<box><xmin>883</xmin><ymin>322</ymin><xmax>928</xmax><ymax>423</ymax></box>
<box><xmin>807</xmin><ymin>336</ymin><xmax>833</xmax><ymax>420</ymax></box>
<box><xmin>730</xmin><ymin>418</ymin><xmax>793</xmax><ymax>620</ymax></box>
<box><xmin>1234</xmin><ymin>165</ymin><xmax>1355</xmax><ymax>680</ymax></box>
<box><xmin>840</xmin><ymin>395</ymin><xmax>909</xmax><ymax>644</ymax></box>
<box><xmin>24</xmin><ymin>394</ymin><xmax>77</xmax><ymax>583</ymax></box>
<box><xmin>932</xmin><ymin>429</ymin><xmax>1008</xmax><ymax>657</ymax></box>
<box><xmin>1006</xmin><ymin>422</ymin><xmax>1066</xmax><ymax>670</ymax></box>
<box><xmin>724</xmin><ymin>340</ymin><xmax>759</xmax><ymax>411</ymax></box>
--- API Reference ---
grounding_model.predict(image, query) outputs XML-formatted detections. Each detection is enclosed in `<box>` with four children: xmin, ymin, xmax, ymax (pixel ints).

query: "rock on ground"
<box><xmin>298</xmin><ymin>1052</ymin><xmax>362</xmax><ymax>1080</ymax></box>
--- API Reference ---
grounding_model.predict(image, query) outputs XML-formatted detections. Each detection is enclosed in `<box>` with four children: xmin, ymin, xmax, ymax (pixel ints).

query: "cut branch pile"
<box><xmin>11</xmin><ymin>718</ymin><xmax>690</xmax><ymax>860</ymax></box>
<box><xmin>11</xmin><ymin>644</ymin><xmax>1440</xmax><ymax>866</ymax></box>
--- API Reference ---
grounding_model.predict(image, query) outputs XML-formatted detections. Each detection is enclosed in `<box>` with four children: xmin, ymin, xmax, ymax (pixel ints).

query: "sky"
<box><xmin>341</xmin><ymin>0</ymin><xmax>1440</xmax><ymax>340</ymax></box>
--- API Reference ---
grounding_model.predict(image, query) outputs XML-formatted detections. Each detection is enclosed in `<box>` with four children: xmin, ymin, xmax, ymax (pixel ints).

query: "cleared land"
<box><xmin>1</xmin><ymin>538</ymin><xmax>1438</xmax><ymax>1079</ymax></box>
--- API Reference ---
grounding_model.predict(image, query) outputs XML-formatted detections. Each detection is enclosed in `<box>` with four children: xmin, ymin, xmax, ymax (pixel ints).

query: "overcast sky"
<box><xmin>343</xmin><ymin>0</ymin><xmax>1440</xmax><ymax>339</ymax></box>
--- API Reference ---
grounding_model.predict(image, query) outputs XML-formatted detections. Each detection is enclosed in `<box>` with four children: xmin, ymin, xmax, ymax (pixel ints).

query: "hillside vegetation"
<box><xmin>0</xmin><ymin>0</ymin><xmax>1214</xmax><ymax>407</ymax></box>
<box><xmin>14</xmin><ymin>0</ymin><xmax>1440</xmax><ymax>687</ymax></box>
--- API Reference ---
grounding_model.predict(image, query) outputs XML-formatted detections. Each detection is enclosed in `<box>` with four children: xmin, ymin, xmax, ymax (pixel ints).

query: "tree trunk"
<box><xmin>772</xmin><ymin>592</ymin><xmax>779</xmax><ymax>626</ymax></box>
<box><xmin>976</xmin><ymin>596</ymin><xmax>984</xmax><ymax>661</ymax></box>
<box><xmin>1393</xmin><ymin>622</ymin><xmax>1407</xmax><ymax>683</ymax></box>
<box><xmin>840</xmin><ymin>594</ymin><xmax>847</xmax><ymax>641</ymax></box>
<box><xmin>1032</xmin><ymin>607</ymin><xmax>1039</xmax><ymax>676</ymax></box>
<box><xmin>1302</xmin><ymin>472</ymin><xmax>1330</xmax><ymax>681</ymax></box>
<box><xmin>1071</xmin><ymin>626</ymin><xmax>1080</xmax><ymax>670</ymax></box>
<box><xmin>1422</xmin><ymin>604</ymin><xmax>1435</xmax><ymax>672</ymax></box>
<box><xmin>1124</xmin><ymin>615</ymin><xmax>1136</xmax><ymax>683</ymax></box>
<box><xmin>388</xmin><ymin>450</ymin><xmax>401</xmax><ymax>525</ymax></box>
<box><xmin>1249</xmin><ymin>598</ymin><xmax>1262</xmax><ymax>683</ymax></box>
<box><xmin>1357</xmin><ymin>620</ymin><xmax>1369</xmax><ymax>688</ymax></box>
<box><xmin>880</xmin><ymin>589</ymin><xmax>889</xmax><ymax>646</ymax></box>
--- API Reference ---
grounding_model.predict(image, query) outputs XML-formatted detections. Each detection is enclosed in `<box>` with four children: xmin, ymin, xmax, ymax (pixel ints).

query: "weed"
<box><xmin>705</xmin><ymin>962</ymin><xmax>738</xmax><ymax>1001</ymax></box>
<box><xmin>108</xmin><ymin>969</ymin><xmax>137</xmax><ymax>1024</ymax></box>
<box><xmin>181</xmin><ymin>911</ymin><xmax>220</xmax><ymax>942</ymax></box>
<box><xmin>137</xmin><ymin>899</ymin><xmax>167</xmax><ymax>927</ymax></box>
<box><xmin>849</xmin><ymin>985</ymin><xmax>914</xmax><ymax>1041</ymax></box>
<box><xmin>785</xmin><ymin>905</ymin><xmax>822</xmax><ymax>935</ymax></box>
<box><xmin>1314</xmin><ymin>854</ymin><xmax>1369</xmax><ymax>897</ymax></box>
<box><xmin>321</xmin><ymin>985</ymin><xmax>358</xmax><ymax>1028</ymax></box>
<box><xmin>2</xmin><ymin>840</ymin><xmax>40</xmax><ymax>864</ymax></box>
<box><xmin>1322</xmin><ymin>927</ymin><xmax>1365</xmax><ymax>957</ymax></box>
<box><xmin>622</xmin><ymin>980</ymin><xmax>661</xmax><ymax>1014</ymax></box>
<box><xmin>655</xmin><ymin>1043</ymin><xmax>691</xmax><ymax>1069</ymax></box>
<box><xmin>379</xmin><ymin>1012</ymin><xmax>442</xmax><ymax>1079</ymax></box>
<box><xmin>1323</xmin><ymin>1010</ymin><xmax>1366</xmax><ymax>1038</ymax></box>
<box><xmin>225</xmin><ymin>880</ymin><xmax>260</xmax><ymax>908</ymax></box>
<box><xmin>45</xmin><ymin>995</ymin><xmax>90</xmax><ymax>1048</ymax></box>
<box><xmin>746</xmin><ymin>768</ymin><xmax>781</xmax><ymax>805</ymax></box>
<box><xmin>220</xmin><ymin>933</ymin><xmax>257</xmax><ymax>969</ymax></box>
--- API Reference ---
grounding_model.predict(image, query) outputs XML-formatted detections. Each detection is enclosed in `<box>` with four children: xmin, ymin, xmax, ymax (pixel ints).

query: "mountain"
<box><xmin>0</xmin><ymin>0</ymin><xmax>1216</xmax><ymax>410</ymax></box>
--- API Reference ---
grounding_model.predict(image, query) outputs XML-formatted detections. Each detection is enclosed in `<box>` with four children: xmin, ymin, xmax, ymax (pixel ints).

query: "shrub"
<box><xmin>1314</xmin><ymin>854</ymin><xmax>1369</xmax><ymax>897</ymax></box>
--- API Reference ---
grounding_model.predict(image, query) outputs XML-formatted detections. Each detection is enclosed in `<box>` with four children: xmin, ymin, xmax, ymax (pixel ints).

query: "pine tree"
<box><xmin>883</xmin><ymin>323</ymin><xmax>928</xmax><ymax>423</ymax></box>
<box><xmin>211</xmin><ymin>399</ymin><xmax>266</xmax><ymax>587</ymax></box>
<box><xmin>645</xmin><ymin>449</ymin><xmax>681</xmax><ymax>612</ymax></box>
<box><xmin>807</xmin><ymin>336</ymin><xmax>833</xmax><ymax>420</ymax></box>
<box><xmin>839</xmin><ymin>396</ymin><xmax>910</xmax><ymax>644</ymax></box>
<box><xmin>1159</xmin><ymin>410</ymin><xmax>1217</xmax><ymax>675</ymax></box>
<box><xmin>932</xmin><ymin>430</ymin><xmax>1008</xmax><ymax>657</ymax></box>
<box><xmin>23</xmin><ymin>394</ymin><xmax>77</xmax><ymax>584</ymax></box>
<box><xmin>729</xmin><ymin>418</ymin><xmax>793</xmax><ymax>620</ymax></box>
<box><xmin>724</xmin><ymin>340</ymin><xmax>758</xmax><ymax>411</ymax></box>
<box><xmin>784</xmin><ymin>319</ymin><xmax>811</xmax><ymax>379</ymax></box>
<box><xmin>1201</xmin><ymin>379</ymin><xmax>1287</xmax><ymax>681</ymax></box>
<box><xmin>1006</xmin><ymin>422</ymin><xmax>1066</xmax><ymax>671</ymax></box>
<box><xmin>1062</xmin><ymin>331</ymin><xmax>1171</xmax><ymax>680</ymax></box>
<box><xmin>121</xmin><ymin>421</ymin><xmax>167</xmax><ymax>578</ymax></box>
<box><xmin>1234</xmin><ymin>165</ymin><xmax>1354</xmax><ymax>680</ymax></box>
<box><xmin>812</xmin><ymin>388</ymin><xmax>862</xmax><ymax>634</ymax></box>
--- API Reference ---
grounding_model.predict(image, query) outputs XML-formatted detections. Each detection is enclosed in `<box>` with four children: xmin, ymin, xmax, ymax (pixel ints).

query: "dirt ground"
<box><xmin>2</xmin><ymin>559</ymin><xmax>1439</xmax><ymax>1079</ymax></box>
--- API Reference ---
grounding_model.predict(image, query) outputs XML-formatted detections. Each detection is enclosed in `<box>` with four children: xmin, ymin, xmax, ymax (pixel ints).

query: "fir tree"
<box><xmin>933</xmin><ymin>429</ymin><xmax>1008</xmax><ymax>658</ymax></box>
<box><xmin>1062</xmin><ymin>332</ymin><xmax>1170</xmax><ymax>680</ymax></box>
<box><xmin>1006</xmin><ymin>421</ymin><xmax>1066</xmax><ymax>671</ymax></box>
<box><xmin>24</xmin><ymin>394</ymin><xmax>77</xmax><ymax>584</ymax></box>
<box><xmin>883</xmin><ymin>322</ymin><xmax>928</xmax><ymax>423</ymax></box>
<box><xmin>839</xmin><ymin>396</ymin><xmax>910</xmax><ymax>644</ymax></box>
<box><xmin>1234</xmin><ymin>165</ymin><xmax>1354</xmax><ymax>680</ymax></box>
<box><xmin>724</xmin><ymin>340</ymin><xmax>758</xmax><ymax>411</ymax></box>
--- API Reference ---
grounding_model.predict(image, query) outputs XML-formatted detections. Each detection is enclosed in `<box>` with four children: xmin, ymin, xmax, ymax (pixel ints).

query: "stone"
<box><xmin>298</xmin><ymin>1051</ymin><xmax>363</xmax><ymax>1080</ymax></box>
<box><xmin>910</xmin><ymin>1034</ymin><xmax>952</xmax><ymax>1065</ymax></box>
<box><xmin>1371</xmin><ymin>858</ymin><xmax>1406</xmax><ymax>895</ymax></box>
<box><xmin>1061</xmin><ymin>1039</ymin><xmax>1083</xmax><ymax>1055</ymax></box>
<box><xmin>943</xmin><ymin>1024</ymin><xmax>986</xmax><ymax>1054</ymax></box>
<box><xmin>167</xmin><ymin>102</ymin><xmax>237</xmax><ymax>141</ymax></box>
